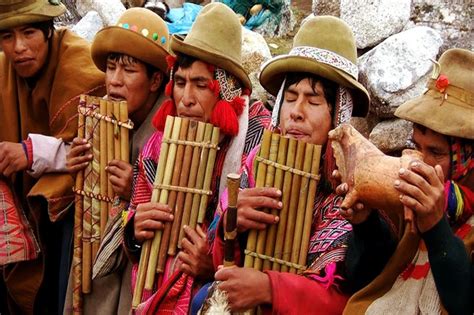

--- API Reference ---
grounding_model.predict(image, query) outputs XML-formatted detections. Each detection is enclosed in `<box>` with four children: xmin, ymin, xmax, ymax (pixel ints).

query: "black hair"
<box><xmin>28</xmin><ymin>20</ymin><xmax>54</xmax><ymax>41</ymax></box>
<box><xmin>107</xmin><ymin>53</ymin><xmax>159</xmax><ymax>78</ymax></box>
<box><xmin>283</xmin><ymin>72</ymin><xmax>338</xmax><ymax>113</ymax></box>
<box><xmin>174</xmin><ymin>53</ymin><xmax>199</xmax><ymax>70</ymax></box>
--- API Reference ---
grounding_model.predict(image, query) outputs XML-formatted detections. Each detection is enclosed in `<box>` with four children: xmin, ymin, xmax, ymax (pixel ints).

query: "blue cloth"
<box><xmin>190</xmin><ymin>282</ymin><xmax>212</xmax><ymax>315</ymax></box>
<box><xmin>166</xmin><ymin>3</ymin><xmax>203</xmax><ymax>34</ymax></box>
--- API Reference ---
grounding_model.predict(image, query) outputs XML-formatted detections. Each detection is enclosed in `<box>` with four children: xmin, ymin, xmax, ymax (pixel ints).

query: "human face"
<box><xmin>279</xmin><ymin>78</ymin><xmax>333</xmax><ymax>145</ymax></box>
<box><xmin>412</xmin><ymin>126</ymin><xmax>451</xmax><ymax>178</ymax></box>
<box><xmin>106</xmin><ymin>56</ymin><xmax>161</xmax><ymax>119</ymax></box>
<box><xmin>0</xmin><ymin>25</ymin><xmax>49</xmax><ymax>78</ymax></box>
<box><xmin>173</xmin><ymin>60</ymin><xmax>219</xmax><ymax>123</ymax></box>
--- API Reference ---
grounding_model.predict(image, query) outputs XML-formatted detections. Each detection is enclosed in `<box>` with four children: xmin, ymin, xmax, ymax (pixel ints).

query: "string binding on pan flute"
<box><xmin>132</xmin><ymin>116</ymin><xmax>220</xmax><ymax>309</ymax></box>
<box><xmin>72</xmin><ymin>95</ymin><xmax>131</xmax><ymax>314</ymax></box>
<box><xmin>244</xmin><ymin>129</ymin><xmax>322</xmax><ymax>275</ymax></box>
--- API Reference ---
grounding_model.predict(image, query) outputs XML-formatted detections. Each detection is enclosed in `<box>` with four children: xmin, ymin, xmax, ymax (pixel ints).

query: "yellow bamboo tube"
<box><xmin>262</xmin><ymin>136</ymin><xmax>288</xmax><ymax>271</ymax></box>
<box><xmin>289</xmin><ymin>143</ymin><xmax>313</xmax><ymax>274</ymax></box>
<box><xmin>280</xmin><ymin>140</ymin><xmax>305</xmax><ymax>273</ymax></box>
<box><xmin>132</xmin><ymin>116</ymin><xmax>175</xmax><ymax>308</ymax></box>
<box><xmin>119</xmin><ymin>101</ymin><xmax>129</xmax><ymax>163</ymax></box>
<box><xmin>244</xmin><ymin>129</ymin><xmax>272</xmax><ymax>268</ymax></box>
<box><xmin>91</xmin><ymin>99</ymin><xmax>101</xmax><ymax>262</ymax></box>
<box><xmin>113</xmin><ymin>101</ymin><xmax>121</xmax><ymax>162</ymax></box>
<box><xmin>156</xmin><ymin>118</ymin><xmax>189</xmax><ymax>273</ymax></box>
<box><xmin>298</xmin><ymin>145</ymin><xmax>321</xmax><ymax>269</ymax></box>
<box><xmin>187</xmin><ymin>123</ymin><xmax>213</xmax><ymax>231</ymax></box>
<box><xmin>72</xmin><ymin>95</ymin><xmax>86</xmax><ymax>312</ymax></box>
<box><xmin>224</xmin><ymin>173</ymin><xmax>241</xmax><ymax>267</ymax></box>
<box><xmin>82</xmin><ymin>96</ymin><xmax>94</xmax><ymax>294</ymax></box>
<box><xmin>197</xmin><ymin>126</ymin><xmax>220</xmax><ymax>224</ymax></box>
<box><xmin>171</xmin><ymin>122</ymin><xmax>205</xmax><ymax>254</ymax></box>
<box><xmin>254</xmin><ymin>132</ymin><xmax>280</xmax><ymax>271</ymax></box>
<box><xmin>106</xmin><ymin>101</ymin><xmax>114</xmax><ymax>214</ymax></box>
<box><xmin>167</xmin><ymin>120</ymin><xmax>199</xmax><ymax>255</ymax></box>
<box><xmin>99</xmin><ymin>100</ymin><xmax>108</xmax><ymax>240</ymax></box>
<box><xmin>145</xmin><ymin>117</ymin><xmax>182</xmax><ymax>290</ymax></box>
<box><xmin>272</xmin><ymin>138</ymin><xmax>296</xmax><ymax>271</ymax></box>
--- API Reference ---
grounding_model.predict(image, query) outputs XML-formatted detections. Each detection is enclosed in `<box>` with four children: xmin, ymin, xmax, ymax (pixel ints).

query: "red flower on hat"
<box><xmin>435</xmin><ymin>74</ymin><xmax>449</xmax><ymax>93</ymax></box>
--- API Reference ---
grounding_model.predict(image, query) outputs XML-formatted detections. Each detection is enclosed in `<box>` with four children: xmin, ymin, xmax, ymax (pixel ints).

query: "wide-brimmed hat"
<box><xmin>91</xmin><ymin>7</ymin><xmax>170</xmax><ymax>74</ymax></box>
<box><xmin>0</xmin><ymin>0</ymin><xmax>65</xmax><ymax>31</ymax></box>
<box><xmin>170</xmin><ymin>2</ymin><xmax>251</xmax><ymax>90</ymax></box>
<box><xmin>259</xmin><ymin>16</ymin><xmax>370</xmax><ymax>117</ymax></box>
<box><xmin>395</xmin><ymin>48</ymin><xmax>474</xmax><ymax>140</ymax></box>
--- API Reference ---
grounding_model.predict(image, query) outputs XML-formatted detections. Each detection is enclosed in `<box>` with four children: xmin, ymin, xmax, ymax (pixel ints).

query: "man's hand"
<box><xmin>234</xmin><ymin>187</ymin><xmax>282</xmax><ymax>232</ymax></box>
<box><xmin>0</xmin><ymin>141</ymin><xmax>28</xmax><ymax>177</ymax></box>
<box><xmin>177</xmin><ymin>225</ymin><xmax>214</xmax><ymax>279</ymax></box>
<box><xmin>66</xmin><ymin>137</ymin><xmax>92</xmax><ymax>173</ymax></box>
<box><xmin>333</xmin><ymin>170</ymin><xmax>372</xmax><ymax>224</ymax></box>
<box><xmin>134</xmin><ymin>202</ymin><xmax>173</xmax><ymax>243</ymax></box>
<box><xmin>395</xmin><ymin>160</ymin><xmax>445</xmax><ymax>233</ymax></box>
<box><xmin>106</xmin><ymin>159</ymin><xmax>133</xmax><ymax>200</ymax></box>
<box><xmin>215</xmin><ymin>266</ymin><xmax>272</xmax><ymax>311</ymax></box>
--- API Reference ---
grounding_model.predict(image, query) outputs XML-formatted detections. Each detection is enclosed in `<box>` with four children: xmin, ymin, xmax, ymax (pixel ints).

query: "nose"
<box><xmin>109</xmin><ymin>68</ymin><xmax>123</xmax><ymax>86</ymax></box>
<box><xmin>289</xmin><ymin>97</ymin><xmax>305</xmax><ymax>121</ymax></box>
<box><xmin>180</xmin><ymin>83</ymin><xmax>195</xmax><ymax>107</ymax></box>
<box><xmin>13</xmin><ymin>36</ymin><xmax>27</xmax><ymax>54</ymax></box>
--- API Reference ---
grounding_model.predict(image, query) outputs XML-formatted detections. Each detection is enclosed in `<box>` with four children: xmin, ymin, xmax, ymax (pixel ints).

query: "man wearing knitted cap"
<box><xmin>123</xmin><ymin>2</ymin><xmax>271</xmax><ymax>313</ymax></box>
<box><xmin>342</xmin><ymin>49</ymin><xmax>473</xmax><ymax>315</ymax></box>
<box><xmin>60</xmin><ymin>8</ymin><xmax>171</xmax><ymax>314</ymax></box>
<box><xmin>0</xmin><ymin>0</ymin><xmax>104</xmax><ymax>313</ymax></box>
<box><xmin>206</xmin><ymin>16</ymin><xmax>370</xmax><ymax>314</ymax></box>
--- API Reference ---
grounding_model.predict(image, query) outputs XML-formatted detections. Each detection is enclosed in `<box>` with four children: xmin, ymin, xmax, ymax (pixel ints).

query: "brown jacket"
<box><xmin>0</xmin><ymin>28</ymin><xmax>105</xmax><ymax>314</ymax></box>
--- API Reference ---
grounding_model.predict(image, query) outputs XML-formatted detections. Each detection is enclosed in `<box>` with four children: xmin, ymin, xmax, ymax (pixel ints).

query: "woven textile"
<box><xmin>0</xmin><ymin>179</ymin><xmax>39</xmax><ymax>265</ymax></box>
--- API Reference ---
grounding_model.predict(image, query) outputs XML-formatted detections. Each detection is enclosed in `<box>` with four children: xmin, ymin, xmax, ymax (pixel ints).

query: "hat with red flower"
<box><xmin>395</xmin><ymin>48</ymin><xmax>474</xmax><ymax>140</ymax></box>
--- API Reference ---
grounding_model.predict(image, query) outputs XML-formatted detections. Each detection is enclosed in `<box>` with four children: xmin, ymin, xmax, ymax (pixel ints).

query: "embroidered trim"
<box><xmin>289</xmin><ymin>46</ymin><xmax>358</xmax><ymax>79</ymax></box>
<box><xmin>215</xmin><ymin>68</ymin><xmax>242</xmax><ymax>102</ymax></box>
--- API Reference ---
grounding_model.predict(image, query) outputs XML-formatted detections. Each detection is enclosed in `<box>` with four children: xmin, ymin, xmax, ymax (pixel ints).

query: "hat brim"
<box><xmin>0</xmin><ymin>3</ymin><xmax>66</xmax><ymax>31</ymax></box>
<box><xmin>259</xmin><ymin>55</ymin><xmax>370</xmax><ymax>117</ymax></box>
<box><xmin>171</xmin><ymin>34</ymin><xmax>252</xmax><ymax>92</ymax></box>
<box><xmin>91</xmin><ymin>26</ymin><xmax>170</xmax><ymax>75</ymax></box>
<box><xmin>395</xmin><ymin>91</ymin><xmax>474</xmax><ymax>140</ymax></box>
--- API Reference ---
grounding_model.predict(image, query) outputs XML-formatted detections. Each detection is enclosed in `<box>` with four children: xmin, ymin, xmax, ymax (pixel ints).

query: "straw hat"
<box><xmin>259</xmin><ymin>16</ymin><xmax>370</xmax><ymax>117</ymax></box>
<box><xmin>0</xmin><ymin>0</ymin><xmax>65</xmax><ymax>31</ymax></box>
<box><xmin>170</xmin><ymin>2</ymin><xmax>251</xmax><ymax>90</ymax></box>
<box><xmin>91</xmin><ymin>8</ymin><xmax>170</xmax><ymax>74</ymax></box>
<box><xmin>395</xmin><ymin>48</ymin><xmax>474</xmax><ymax>140</ymax></box>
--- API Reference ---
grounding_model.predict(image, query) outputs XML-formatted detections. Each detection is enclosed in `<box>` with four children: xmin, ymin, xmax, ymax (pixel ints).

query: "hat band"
<box><xmin>289</xmin><ymin>46</ymin><xmax>358</xmax><ymax>79</ymax></box>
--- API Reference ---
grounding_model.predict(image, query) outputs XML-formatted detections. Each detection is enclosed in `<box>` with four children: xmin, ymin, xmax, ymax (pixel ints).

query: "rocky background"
<box><xmin>60</xmin><ymin>0</ymin><xmax>472</xmax><ymax>155</ymax></box>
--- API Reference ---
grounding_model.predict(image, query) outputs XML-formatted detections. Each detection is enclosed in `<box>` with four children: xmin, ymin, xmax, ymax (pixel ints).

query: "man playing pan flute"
<box><xmin>0</xmin><ymin>0</ymin><xmax>105</xmax><ymax>313</ymax></box>
<box><xmin>63</xmin><ymin>7</ymin><xmax>171</xmax><ymax>315</ymax></box>
<box><xmin>342</xmin><ymin>49</ymin><xmax>473</xmax><ymax>315</ymax></box>
<box><xmin>123</xmin><ymin>2</ymin><xmax>271</xmax><ymax>313</ymax></box>
<box><xmin>207</xmin><ymin>16</ymin><xmax>370</xmax><ymax>314</ymax></box>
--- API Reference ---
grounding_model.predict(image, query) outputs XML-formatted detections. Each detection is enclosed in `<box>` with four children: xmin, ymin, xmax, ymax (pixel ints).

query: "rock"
<box><xmin>369</xmin><ymin>119</ymin><xmax>413</xmax><ymax>153</ymax></box>
<box><xmin>340</xmin><ymin>0</ymin><xmax>411</xmax><ymax>49</ymax></box>
<box><xmin>241</xmin><ymin>27</ymin><xmax>272</xmax><ymax>103</ymax></box>
<box><xmin>72</xmin><ymin>11</ymin><xmax>104</xmax><ymax>42</ymax></box>
<box><xmin>77</xmin><ymin>0</ymin><xmax>126</xmax><ymax>26</ymax></box>
<box><xmin>359</xmin><ymin>26</ymin><xmax>443</xmax><ymax>118</ymax></box>
<box><xmin>312</xmin><ymin>0</ymin><xmax>340</xmax><ymax>16</ymax></box>
<box><xmin>409</xmin><ymin>0</ymin><xmax>473</xmax><ymax>53</ymax></box>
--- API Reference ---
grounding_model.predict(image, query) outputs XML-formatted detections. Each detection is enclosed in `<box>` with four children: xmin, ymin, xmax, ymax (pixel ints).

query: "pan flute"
<box><xmin>72</xmin><ymin>95</ymin><xmax>133</xmax><ymax>313</ymax></box>
<box><xmin>244</xmin><ymin>130</ymin><xmax>322</xmax><ymax>274</ymax></box>
<box><xmin>132</xmin><ymin>116</ymin><xmax>220</xmax><ymax>309</ymax></box>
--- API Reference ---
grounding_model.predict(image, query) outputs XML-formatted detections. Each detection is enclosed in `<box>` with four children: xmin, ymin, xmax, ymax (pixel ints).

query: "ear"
<box><xmin>149</xmin><ymin>71</ymin><xmax>163</xmax><ymax>93</ymax></box>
